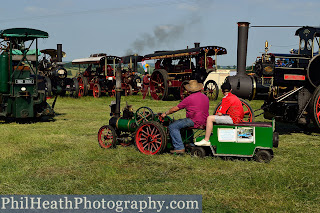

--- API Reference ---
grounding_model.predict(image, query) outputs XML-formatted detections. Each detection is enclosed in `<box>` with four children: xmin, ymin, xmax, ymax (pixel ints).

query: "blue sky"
<box><xmin>0</xmin><ymin>0</ymin><xmax>319</xmax><ymax>65</ymax></box>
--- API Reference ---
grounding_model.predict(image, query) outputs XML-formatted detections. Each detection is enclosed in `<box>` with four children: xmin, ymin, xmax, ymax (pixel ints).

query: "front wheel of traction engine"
<box><xmin>204</xmin><ymin>80</ymin><xmax>219</xmax><ymax>101</ymax></box>
<box><xmin>77</xmin><ymin>75</ymin><xmax>88</xmax><ymax>97</ymax></box>
<box><xmin>98</xmin><ymin>125</ymin><xmax>117</xmax><ymax>149</ymax></box>
<box><xmin>93</xmin><ymin>83</ymin><xmax>101</xmax><ymax>98</ymax></box>
<box><xmin>134</xmin><ymin>121</ymin><xmax>167</xmax><ymax>155</ymax></box>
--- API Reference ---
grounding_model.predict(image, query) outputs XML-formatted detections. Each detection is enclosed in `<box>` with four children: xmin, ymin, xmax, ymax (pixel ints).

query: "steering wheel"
<box><xmin>135</xmin><ymin>107</ymin><xmax>154</xmax><ymax>126</ymax></box>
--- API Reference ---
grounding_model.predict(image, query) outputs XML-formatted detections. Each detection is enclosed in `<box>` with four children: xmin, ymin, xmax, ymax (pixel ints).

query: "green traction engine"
<box><xmin>0</xmin><ymin>28</ymin><xmax>54</xmax><ymax>121</ymax></box>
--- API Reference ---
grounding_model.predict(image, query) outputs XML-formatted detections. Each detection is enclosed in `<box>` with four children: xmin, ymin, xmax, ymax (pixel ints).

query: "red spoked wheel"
<box><xmin>124</xmin><ymin>84</ymin><xmax>133</xmax><ymax>96</ymax></box>
<box><xmin>213</xmin><ymin>98</ymin><xmax>254</xmax><ymax>122</ymax></box>
<box><xmin>180</xmin><ymin>80</ymin><xmax>189</xmax><ymax>100</ymax></box>
<box><xmin>150</xmin><ymin>69</ymin><xmax>168</xmax><ymax>100</ymax></box>
<box><xmin>77</xmin><ymin>75</ymin><xmax>88</xmax><ymax>97</ymax></box>
<box><xmin>310</xmin><ymin>85</ymin><xmax>320</xmax><ymax>130</ymax></box>
<box><xmin>135</xmin><ymin>107</ymin><xmax>154</xmax><ymax>126</ymax></box>
<box><xmin>93</xmin><ymin>83</ymin><xmax>101</xmax><ymax>98</ymax></box>
<box><xmin>203</xmin><ymin>80</ymin><xmax>219</xmax><ymax>101</ymax></box>
<box><xmin>135</xmin><ymin>121</ymin><xmax>167</xmax><ymax>155</ymax></box>
<box><xmin>98</xmin><ymin>125</ymin><xmax>117</xmax><ymax>149</ymax></box>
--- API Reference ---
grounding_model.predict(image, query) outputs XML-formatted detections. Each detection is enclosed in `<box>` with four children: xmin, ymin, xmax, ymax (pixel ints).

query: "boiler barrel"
<box><xmin>109</xmin><ymin>117</ymin><xmax>137</xmax><ymax>132</ymax></box>
<box><xmin>0</xmin><ymin>52</ymin><xmax>9</xmax><ymax>93</ymax></box>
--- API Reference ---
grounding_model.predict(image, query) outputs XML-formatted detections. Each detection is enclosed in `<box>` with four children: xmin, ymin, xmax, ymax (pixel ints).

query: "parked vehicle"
<box><xmin>39</xmin><ymin>44</ymin><xmax>79</xmax><ymax>97</ymax></box>
<box><xmin>143</xmin><ymin>43</ymin><xmax>226</xmax><ymax>100</ymax></box>
<box><xmin>227</xmin><ymin>22</ymin><xmax>320</xmax><ymax>130</ymax></box>
<box><xmin>72</xmin><ymin>54</ymin><xmax>121</xmax><ymax>97</ymax></box>
<box><xmin>0</xmin><ymin>28</ymin><xmax>55</xmax><ymax>121</ymax></box>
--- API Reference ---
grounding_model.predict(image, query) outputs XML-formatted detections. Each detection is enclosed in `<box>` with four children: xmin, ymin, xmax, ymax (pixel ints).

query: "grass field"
<box><xmin>0</xmin><ymin>94</ymin><xmax>319</xmax><ymax>212</ymax></box>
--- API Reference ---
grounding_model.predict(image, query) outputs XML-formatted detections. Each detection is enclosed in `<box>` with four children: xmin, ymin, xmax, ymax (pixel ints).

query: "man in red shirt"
<box><xmin>142</xmin><ymin>72</ymin><xmax>150</xmax><ymax>99</ymax></box>
<box><xmin>195</xmin><ymin>81</ymin><xmax>244</xmax><ymax>146</ymax></box>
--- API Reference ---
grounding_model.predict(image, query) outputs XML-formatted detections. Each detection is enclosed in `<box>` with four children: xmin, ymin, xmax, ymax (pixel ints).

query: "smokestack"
<box><xmin>57</xmin><ymin>44</ymin><xmax>62</xmax><ymax>62</ymax></box>
<box><xmin>133</xmin><ymin>54</ymin><xmax>138</xmax><ymax>72</ymax></box>
<box><xmin>194</xmin><ymin>42</ymin><xmax>200</xmax><ymax>48</ymax></box>
<box><xmin>237</xmin><ymin>22</ymin><xmax>250</xmax><ymax>75</ymax></box>
<box><xmin>226</xmin><ymin>22</ymin><xmax>254</xmax><ymax>100</ymax></box>
<box><xmin>114</xmin><ymin>60</ymin><xmax>122</xmax><ymax>117</ymax></box>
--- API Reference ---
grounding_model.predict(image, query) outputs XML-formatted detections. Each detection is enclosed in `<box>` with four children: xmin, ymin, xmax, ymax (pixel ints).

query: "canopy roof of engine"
<box><xmin>0</xmin><ymin>28</ymin><xmax>48</xmax><ymax>40</ymax></box>
<box><xmin>143</xmin><ymin>46</ymin><xmax>227</xmax><ymax>60</ymax></box>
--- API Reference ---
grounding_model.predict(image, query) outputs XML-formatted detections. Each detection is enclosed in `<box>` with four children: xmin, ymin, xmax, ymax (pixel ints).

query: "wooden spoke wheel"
<box><xmin>204</xmin><ymin>80</ymin><xmax>219</xmax><ymax>101</ymax></box>
<box><xmin>98</xmin><ymin>125</ymin><xmax>117</xmax><ymax>149</ymax></box>
<box><xmin>213</xmin><ymin>98</ymin><xmax>254</xmax><ymax>122</ymax></box>
<box><xmin>180</xmin><ymin>80</ymin><xmax>189</xmax><ymax>100</ymax></box>
<box><xmin>135</xmin><ymin>107</ymin><xmax>154</xmax><ymax>126</ymax></box>
<box><xmin>77</xmin><ymin>75</ymin><xmax>88</xmax><ymax>97</ymax></box>
<box><xmin>124</xmin><ymin>84</ymin><xmax>133</xmax><ymax>96</ymax></box>
<box><xmin>135</xmin><ymin>121</ymin><xmax>167</xmax><ymax>155</ymax></box>
<box><xmin>93</xmin><ymin>83</ymin><xmax>101</xmax><ymax>98</ymax></box>
<box><xmin>150</xmin><ymin>69</ymin><xmax>168</xmax><ymax>100</ymax></box>
<box><xmin>310</xmin><ymin>85</ymin><xmax>320</xmax><ymax>130</ymax></box>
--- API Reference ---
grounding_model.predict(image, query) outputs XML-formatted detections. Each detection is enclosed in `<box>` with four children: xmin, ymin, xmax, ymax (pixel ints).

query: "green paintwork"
<box><xmin>0</xmin><ymin>52</ymin><xmax>9</xmax><ymax>93</ymax></box>
<box><xmin>0</xmin><ymin>27</ymin><xmax>54</xmax><ymax>120</ymax></box>
<box><xmin>116</xmin><ymin>118</ymin><xmax>137</xmax><ymax>132</ymax></box>
<box><xmin>0</xmin><ymin>28</ymin><xmax>48</xmax><ymax>39</ymax></box>
<box><xmin>195</xmin><ymin>123</ymin><xmax>274</xmax><ymax>157</ymax></box>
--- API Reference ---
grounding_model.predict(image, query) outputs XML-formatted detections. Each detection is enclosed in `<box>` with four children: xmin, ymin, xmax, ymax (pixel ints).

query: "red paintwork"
<box><xmin>98</xmin><ymin>127</ymin><xmax>113</xmax><ymax>149</ymax></box>
<box><xmin>169</xmin><ymin>80</ymin><xmax>182</xmax><ymax>87</ymax></box>
<box><xmin>214</xmin><ymin>100</ymin><xmax>253</xmax><ymax>122</ymax></box>
<box><xmin>135</xmin><ymin>123</ymin><xmax>163</xmax><ymax>155</ymax></box>
<box><xmin>284</xmin><ymin>74</ymin><xmax>306</xmax><ymax>81</ymax></box>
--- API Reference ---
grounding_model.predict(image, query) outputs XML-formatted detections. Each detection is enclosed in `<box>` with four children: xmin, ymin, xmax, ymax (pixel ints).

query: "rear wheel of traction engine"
<box><xmin>72</xmin><ymin>78</ymin><xmax>79</xmax><ymax>98</ymax></box>
<box><xmin>150</xmin><ymin>69</ymin><xmax>168</xmax><ymax>100</ymax></box>
<box><xmin>124</xmin><ymin>84</ymin><xmax>133</xmax><ymax>96</ymax></box>
<box><xmin>191</xmin><ymin>147</ymin><xmax>206</xmax><ymax>158</ymax></box>
<box><xmin>98</xmin><ymin>125</ymin><xmax>117</xmax><ymax>149</ymax></box>
<box><xmin>213</xmin><ymin>98</ymin><xmax>255</xmax><ymax>122</ymax></box>
<box><xmin>93</xmin><ymin>83</ymin><xmax>101</xmax><ymax>98</ymax></box>
<box><xmin>44</xmin><ymin>76</ymin><xmax>52</xmax><ymax>97</ymax></box>
<box><xmin>180</xmin><ymin>80</ymin><xmax>189</xmax><ymax>100</ymax></box>
<box><xmin>134</xmin><ymin>121</ymin><xmax>167</xmax><ymax>155</ymax></box>
<box><xmin>254</xmin><ymin>149</ymin><xmax>272</xmax><ymax>163</ymax></box>
<box><xmin>310</xmin><ymin>85</ymin><xmax>320</xmax><ymax>130</ymax></box>
<box><xmin>77</xmin><ymin>75</ymin><xmax>88</xmax><ymax>97</ymax></box>
<box><xmin>204</xmin><ymin>80</ymin><xmax>219</xmax><ymax>101</ymax></box>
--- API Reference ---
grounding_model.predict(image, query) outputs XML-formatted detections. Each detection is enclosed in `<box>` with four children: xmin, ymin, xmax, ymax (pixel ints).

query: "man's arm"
<box><xmin>161</xmin><ymin>106</ymin><xmax>180</xmax><ymax>118</ymax></box>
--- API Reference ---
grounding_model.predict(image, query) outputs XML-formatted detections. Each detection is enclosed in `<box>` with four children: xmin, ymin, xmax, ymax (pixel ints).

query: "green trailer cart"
<box><xmin>193</xmin><ymin>120</ymin><xmax>279</xmax><ymax>163</ymax></box>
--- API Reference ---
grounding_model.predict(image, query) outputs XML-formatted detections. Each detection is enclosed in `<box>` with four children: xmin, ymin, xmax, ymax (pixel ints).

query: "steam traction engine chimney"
<box><xmin>237</xmin><ymin>22</ymin><xmax>249</xmax><ymax>76</ymax></box>
<box><xmin>227</xmin><ymin>22</ymin><xmax>254</xmax><ymax>100</ymax></box>
<box><xmin>194</xmin><ymin>42</ymin><xmax>200</xmax><ymax>48</ymax></box>
<box><xmin>115</xmin><ymin>60</ymin><xmax>122</xmax><ymax>117</ymax></box>
<box><xmin>57</xmin><ymin>44</ymin><xmax>63</xmax><ymax>62</ymax></box>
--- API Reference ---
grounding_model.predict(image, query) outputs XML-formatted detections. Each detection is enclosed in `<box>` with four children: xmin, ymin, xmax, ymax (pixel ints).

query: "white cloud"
<box><xmin>24</xmin><ymin>6</ymin><xmax>49</xmax><ymax>14</ymax></box>
<box><xmin>177</xmin><ymin>3</ymin><xmax>199</xmax><ymax>11</ymax></box>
